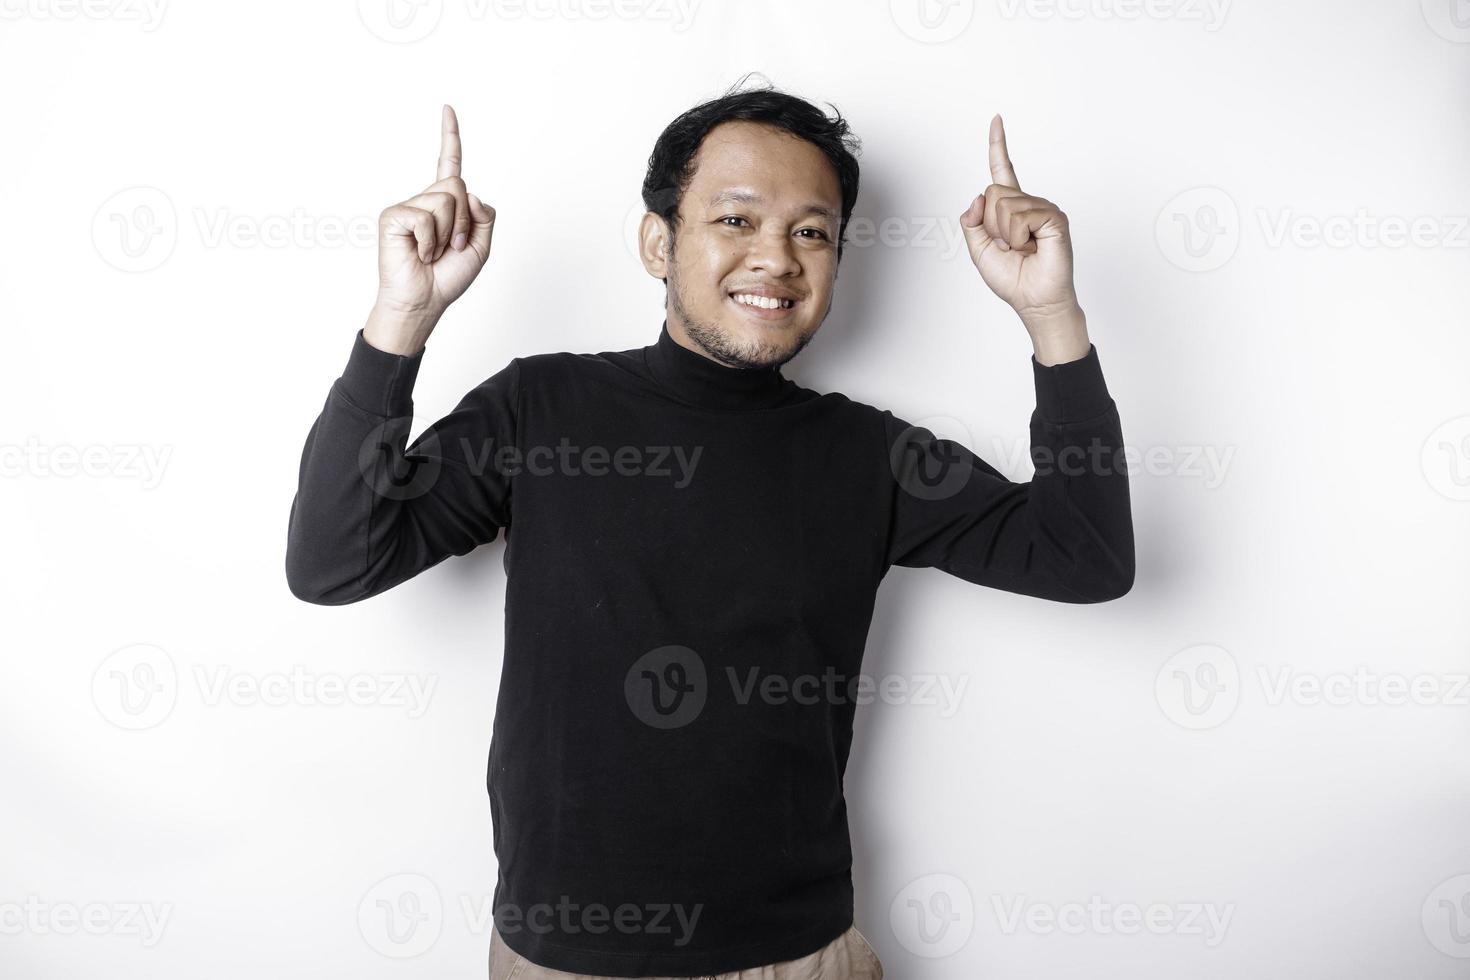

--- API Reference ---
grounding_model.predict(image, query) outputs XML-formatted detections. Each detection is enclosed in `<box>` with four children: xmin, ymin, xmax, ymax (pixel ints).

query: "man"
<box><xmin>286</xmin><ymin>83</ymin><xmax>1134</xmax><ymax>979</ymax></box>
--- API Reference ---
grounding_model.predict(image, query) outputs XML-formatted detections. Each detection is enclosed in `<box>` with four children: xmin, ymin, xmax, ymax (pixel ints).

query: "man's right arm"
<box><xmin>284</xmin><ymin>327</ymin><xmax>519</xmax><ymax>605</ymax></box>
<box><xmin>286</xmin><ymin>103</ymin><xmax>508</xmax><ymax>604</ymax></box>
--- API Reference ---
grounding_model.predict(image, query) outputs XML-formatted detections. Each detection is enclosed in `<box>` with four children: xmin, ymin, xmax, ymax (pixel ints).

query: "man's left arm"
<box><xmin>880</xmin><ymin>115</ymin><xmax>1135</xmax><ymax>602</ymax></box>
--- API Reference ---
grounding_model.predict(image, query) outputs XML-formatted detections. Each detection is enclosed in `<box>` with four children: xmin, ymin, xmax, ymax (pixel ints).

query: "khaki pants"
<box><xmin>489</xmin><ymin>924</ymin><xmax>885</xmax><ymax>980</ymax></box>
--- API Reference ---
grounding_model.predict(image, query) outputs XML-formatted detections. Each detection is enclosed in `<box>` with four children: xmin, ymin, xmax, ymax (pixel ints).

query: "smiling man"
<box><xmin>651</xmin><ymin>119</ymin><xmax>840</xmax><ymax>369</ymax></box>
<box><xmin>286</xmin><ymin>80</ymin><xmax>1134</xmax><ymax>979</ymax></box>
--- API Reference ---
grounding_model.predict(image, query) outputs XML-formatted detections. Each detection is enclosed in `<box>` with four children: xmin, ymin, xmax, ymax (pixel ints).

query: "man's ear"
<box><xmin>638</xmin><ymin>212</ymin><xmax>673</xmax><ymax>280</ymax></box>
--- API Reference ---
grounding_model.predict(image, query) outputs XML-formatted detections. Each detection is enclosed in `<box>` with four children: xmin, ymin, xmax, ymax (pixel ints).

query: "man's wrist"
<box><xmin>1022</xmin><ymin>303</ymin><xmax>1090</xmax><ymax>366</ymax></box>
<box><xmin>363</xmin><ymin>302</ymin><xmax>441</xmax><ymax>357</ymax></box>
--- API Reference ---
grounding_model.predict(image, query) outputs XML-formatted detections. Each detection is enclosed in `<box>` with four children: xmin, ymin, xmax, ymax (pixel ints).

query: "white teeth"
<box><xmin>733</xmin><ymin>293</ymin><xmax>792</xmax><ymax>310</ymax></box>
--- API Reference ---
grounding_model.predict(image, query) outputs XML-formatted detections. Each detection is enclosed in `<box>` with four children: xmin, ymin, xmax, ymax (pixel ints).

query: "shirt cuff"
<box><xmin>1031</xmin><ymin>343</ymin><xmax>1114</xmax><ymax>423</ymax></box>
<box><xmin>335</xmin><ymin>327</ymin><xmax>425</xmax><ymax>417</ymax></box>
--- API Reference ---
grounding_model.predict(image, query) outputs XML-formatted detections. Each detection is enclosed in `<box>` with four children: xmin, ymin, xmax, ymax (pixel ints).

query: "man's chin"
<box><xmin>717</xmin><ymin>322</ymin><xmax>809</xmax><ymax>369</ymax></box>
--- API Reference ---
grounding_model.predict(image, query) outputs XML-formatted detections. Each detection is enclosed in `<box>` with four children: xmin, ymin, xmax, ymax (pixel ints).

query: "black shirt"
<box><xmin>286</xmin><ymin>320</ymin><xmax>1134</xmax><ymax>976</ymax></box>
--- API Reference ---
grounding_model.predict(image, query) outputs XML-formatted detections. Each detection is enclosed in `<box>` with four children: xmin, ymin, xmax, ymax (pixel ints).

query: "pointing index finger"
<box><xmin>438</xmin><ymin>104</ymin><xmax>462</xmax><ymax>181</ymax></box>
<box><xmin>988</xmin><ymin>114</ymin><xmax>1020</xmax><ymax>190</ymax></box>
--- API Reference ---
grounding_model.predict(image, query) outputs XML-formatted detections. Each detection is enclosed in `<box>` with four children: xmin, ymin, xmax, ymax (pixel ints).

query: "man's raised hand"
<box><xmin>366</xmin><ymin>104</ymin><xmax>496</xmax><ymax>355</ymax></box>
<box><xmin>959</xmin><ymin>115</ymin><xmax>1086</xmax><ymax>352</ymax></box>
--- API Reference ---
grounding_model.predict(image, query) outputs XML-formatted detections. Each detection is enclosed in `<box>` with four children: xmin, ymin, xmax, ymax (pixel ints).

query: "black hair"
<box><xmin>641</xmin><ymin>73</ymin><xmax>862</xmax><ymax>266</ymax></box>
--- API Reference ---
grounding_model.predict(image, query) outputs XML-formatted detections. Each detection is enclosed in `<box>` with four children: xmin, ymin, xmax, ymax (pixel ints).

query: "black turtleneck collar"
<box><xmin>641</xmin><ymin>319</ymin><xmax>800</xmax><ymax>411</ymax></box>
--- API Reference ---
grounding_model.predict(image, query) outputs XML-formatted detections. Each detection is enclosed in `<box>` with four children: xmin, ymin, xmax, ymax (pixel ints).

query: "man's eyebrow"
<box><xmin>707</xmin><ymin>189</ymin><xmax>839</xmax><ymax>221</ymax></box>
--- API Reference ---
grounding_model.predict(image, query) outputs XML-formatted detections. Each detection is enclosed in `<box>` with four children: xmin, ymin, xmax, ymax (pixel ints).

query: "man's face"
<box><xmin>640</xmin><ymin>120</ymin><xmax>843</xmax><ymax>370</ymax></box>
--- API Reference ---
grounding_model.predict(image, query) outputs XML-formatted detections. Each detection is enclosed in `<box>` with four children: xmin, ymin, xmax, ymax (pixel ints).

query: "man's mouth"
<box><xmin>729</xmin><ymin>291</ymin><xmax>799</xmax><ymax>319</ymax></box>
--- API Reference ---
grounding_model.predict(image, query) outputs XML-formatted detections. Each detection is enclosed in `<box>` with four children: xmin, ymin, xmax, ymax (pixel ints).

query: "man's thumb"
<box><xmin>468</xmin><ymin>193</ymin><xmax>496</xmax><ymax>257</ymax></box>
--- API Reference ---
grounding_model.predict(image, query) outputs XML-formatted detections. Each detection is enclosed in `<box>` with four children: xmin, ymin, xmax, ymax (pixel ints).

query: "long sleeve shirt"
<box><xmin>285</xmin><ymin>320</ymin><xmax>1134</xmax><ymax>977</ymax></box>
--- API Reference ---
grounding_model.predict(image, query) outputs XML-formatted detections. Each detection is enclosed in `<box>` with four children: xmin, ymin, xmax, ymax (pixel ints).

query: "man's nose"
<box><xmin>744</xmin><ymin>230</ymin><xmax>801</xmax><ymax>276</ymax></box>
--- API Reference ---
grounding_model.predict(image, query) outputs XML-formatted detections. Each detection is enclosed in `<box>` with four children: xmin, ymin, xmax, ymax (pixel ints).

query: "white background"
<box><xmin>2</xmin><ymin>0</ymin><xmax>1468</xmax><ymax>977</ymax></box>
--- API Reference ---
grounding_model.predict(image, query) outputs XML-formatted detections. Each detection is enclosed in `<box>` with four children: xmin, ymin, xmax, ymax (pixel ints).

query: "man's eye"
<box><xmin>798</xmin><ymin>228</ymin><xmax>830</xmax><ymax>241</ymax></box>
<box><xmin>719</xmin><ymin>216</ymin><xmax>749</xmax><ymax>228</ymax></box>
